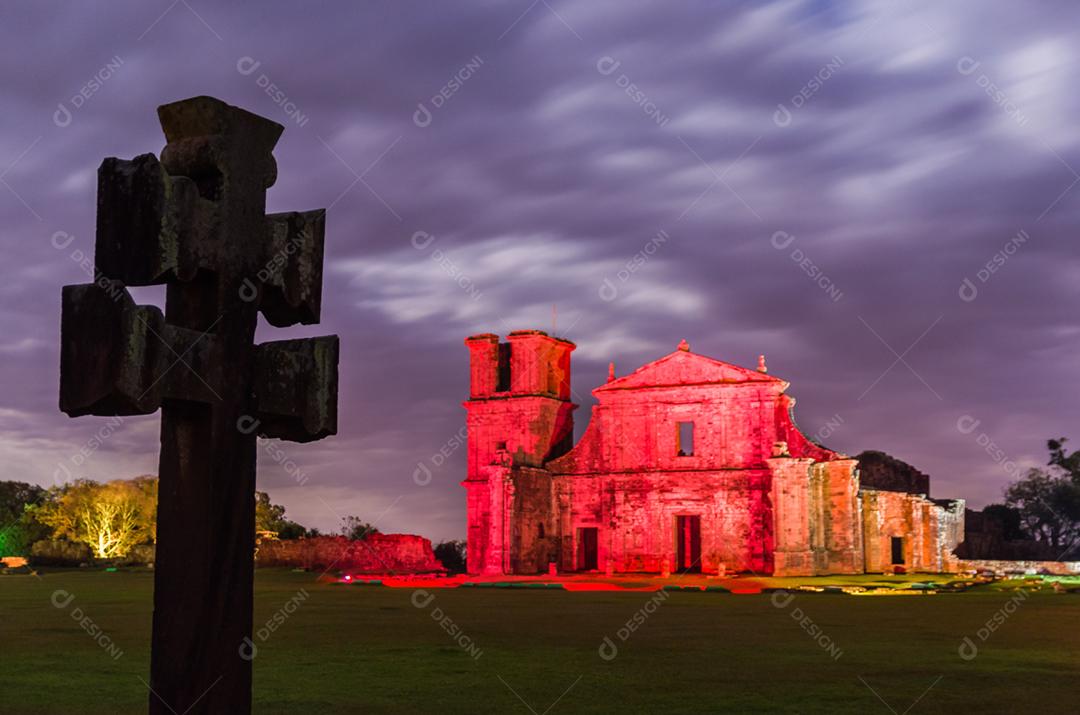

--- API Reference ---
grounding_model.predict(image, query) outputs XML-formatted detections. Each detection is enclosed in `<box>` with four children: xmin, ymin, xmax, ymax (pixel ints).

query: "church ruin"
<box><xmin>463</xmin><ymin>331</ymin><xmax>964</xmax><ymax>576</ymax></box>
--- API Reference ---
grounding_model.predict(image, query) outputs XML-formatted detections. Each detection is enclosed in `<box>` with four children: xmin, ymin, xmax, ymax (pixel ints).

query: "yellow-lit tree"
<box><xmin>35</xmin><ymin>477</ymin><xmax>157</xmax><ymax>559</ymax></box>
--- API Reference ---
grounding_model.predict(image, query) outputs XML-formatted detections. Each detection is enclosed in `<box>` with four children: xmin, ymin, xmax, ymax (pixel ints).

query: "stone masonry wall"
<box><xmin>256</xmin><ymin>534</ymin><xmax>445</xmax><ymax>573</ymax></box>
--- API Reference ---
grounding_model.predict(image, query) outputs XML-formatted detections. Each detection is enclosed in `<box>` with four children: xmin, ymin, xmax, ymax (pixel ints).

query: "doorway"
<box><xmin>577</xmin><ymin>527</ymin><xmax>598</xmax><ymax>571</ymax></box>
<box><xmin>676</xmin><ymin>515</ymin><xmax>701</xmax><ymax>573</ymax></box>
<box><xmin>890</xmin><ymin>536</ymin><xmax>904</xmax><ymax>565</ymax></box>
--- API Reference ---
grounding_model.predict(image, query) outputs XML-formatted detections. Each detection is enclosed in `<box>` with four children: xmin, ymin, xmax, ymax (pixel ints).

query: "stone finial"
<box><xmin>758</xmin><ymin>354</ymin><xmax>767</xmax><ymax>373</ymax></box>
<box><xmin>677</xmin><ymin>339</ymin><xmax>690</xmax><ymax>352</ymax></box>
<box><xmin>607</xmin><ymin>362</ymin><xmax>616</xmax><ymax>382</ymax></box>
<box><xmin>772</xmin><ymin>441</ymin><xmax>790</xmax><ymax>457</ymax></box>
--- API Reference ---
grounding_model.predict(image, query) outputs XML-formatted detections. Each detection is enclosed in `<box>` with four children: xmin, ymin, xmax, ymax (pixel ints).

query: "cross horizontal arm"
<box><xmin>60</xmin><ymin>282</ymin><xmax>221</xmax><ymax>417</ymax></box>
<box><xmin>252</xmin><ymin>335</ymin><xmax>338</xmax><ymax>442</ymax></box>
<box><xmin>257</xmin><ymin>209</ymin><xmax>326</xmax><ymax>327</ymax></box>
<box><xmin>96</xmin><ymin>153</ymin><xmax>203</xmax><ymax>286</ymax></box>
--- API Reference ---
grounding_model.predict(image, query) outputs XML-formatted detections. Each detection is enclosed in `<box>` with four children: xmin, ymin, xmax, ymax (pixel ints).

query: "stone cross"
<box><xmin>59</xmin><ymin>96</ymin><xmax>339</xmax><ymax>714</ymax></box>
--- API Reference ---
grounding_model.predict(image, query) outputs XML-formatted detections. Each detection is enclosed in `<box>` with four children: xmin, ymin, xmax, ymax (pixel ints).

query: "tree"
<box><xmin>1003</xmin><ymin>439</ymin><xmax>1080</xmax><ymax>558</ymax></box>
<box><xmin>255</xmin><ymin>491</ymin><xmax>314</xmax><ymax>539</ymax></box>
<box><xmin>980</xmin><ymin>503</ymin><xmax>1025</xmax><ymax>541</ymax></box>
<box><xmin>1048</xmin><ymin>438</ymin><xmax>1080</xmax><ymax>480</ymax></box>
<box><xmin>0</xmin><ymin>481</ymin><xmax>49</xmax><ymax>556</ymax></box>
<box><xmin>341</xmin><ymin>516</ymin><xmax>380</xmax><ymax>541</ymax></box>
<box><xmin>255</xmin><ymin>491</ymin><xmax>288</xmax><ymax>536</ymax></box>
<box><xmin>34</xmin><ymin>477</ymin><xmax>157</xmax><ymax>559</ymax></box>
<box><xmin>434</xmin><ymin>539</ymin><xmax>467</xmax><ymax>573</ymax></box>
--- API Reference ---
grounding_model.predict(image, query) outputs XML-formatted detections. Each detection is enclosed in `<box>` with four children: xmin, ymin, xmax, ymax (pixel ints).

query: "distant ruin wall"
<box><xmin>256</xmin><ymin>534</ymin><xmax>446</xmax><ymax>573</ymax></box>
<box><xmin>958</xmin><ymin>559</ymin><xmax>1080</xmax><ymax>575</ymax></box>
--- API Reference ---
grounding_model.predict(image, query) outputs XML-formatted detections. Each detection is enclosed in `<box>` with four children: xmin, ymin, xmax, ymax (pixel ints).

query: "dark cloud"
<box><xmin>2</xmin><ymin>1</ymin><xmax>1078</xmax><ymax>539</ymax></box>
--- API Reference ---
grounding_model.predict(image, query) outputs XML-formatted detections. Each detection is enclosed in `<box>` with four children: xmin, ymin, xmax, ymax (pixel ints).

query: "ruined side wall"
<box><xmin>768</xmin><ymin>456</ymin><xmax>862</xmax><ymax>575</ymax></box>
<box><xmin>256</xmin><ymin>535</ymin><xmax>445</xmax><ymax>573</ymax></box>
<box><xmin>860</xmin><ymin>490</ymin><xmax>963</xmax><ymax>573</ymax></box>
<box><xmin>958</xmin><ymin>559</ymin><xmax>1080</xmax><ymax>575</ymax></box>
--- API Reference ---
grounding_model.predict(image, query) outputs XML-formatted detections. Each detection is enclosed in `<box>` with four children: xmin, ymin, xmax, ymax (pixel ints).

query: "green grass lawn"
<box><xmin>1</xmin><ymin>569</ymin><xmax>1077</xmax><ymax>714</ymax></box>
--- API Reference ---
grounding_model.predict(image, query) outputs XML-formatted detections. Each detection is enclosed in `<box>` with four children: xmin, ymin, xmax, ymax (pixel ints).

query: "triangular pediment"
<box><xmin>596</xmin><ymin>347</ymin><xmax>783</xmax><ymax>392</ymax></box>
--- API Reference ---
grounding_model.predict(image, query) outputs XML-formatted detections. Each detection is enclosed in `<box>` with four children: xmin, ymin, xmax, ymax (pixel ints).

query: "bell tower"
<box><xmin>462</xmin><ymin>330</ymin><xmax>575</xmax><ymax>574</ymax></box>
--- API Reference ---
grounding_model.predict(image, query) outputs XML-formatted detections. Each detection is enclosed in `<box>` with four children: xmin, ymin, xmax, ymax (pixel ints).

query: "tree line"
<box><xmin>0</xmin><ymin>477</ymin><xmax>381</xmax><ymax>562</ymax></box>
<box><xmin>0</xmin><ymin>476</ymin><xmax>468</xmax><ymax>571</ymax></box>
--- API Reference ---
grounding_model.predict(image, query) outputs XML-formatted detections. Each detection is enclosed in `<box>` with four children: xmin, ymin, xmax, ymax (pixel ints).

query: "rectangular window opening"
<box><xmin>677</xmin><ymin>421</ymin><xmax>695</xmax><ymax>456</ymax></box>
<box><xmin>496</xmin><ymin>342</ymin><xmax>512</xmax><ymax>392</ymax></box>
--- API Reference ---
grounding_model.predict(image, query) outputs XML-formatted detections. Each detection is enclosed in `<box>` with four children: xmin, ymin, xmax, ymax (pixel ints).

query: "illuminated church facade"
<box><xmin>462</xmin><ymin>330</ymin><xmax>964</xmax><ymax>576</ymax></box>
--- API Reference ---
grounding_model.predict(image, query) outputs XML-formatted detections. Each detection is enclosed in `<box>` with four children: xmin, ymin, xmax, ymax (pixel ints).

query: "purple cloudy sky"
<box><xmin>2</xmin><ymin>2</ymin><xmax>1078</xmax><ymax>540</ymax></box>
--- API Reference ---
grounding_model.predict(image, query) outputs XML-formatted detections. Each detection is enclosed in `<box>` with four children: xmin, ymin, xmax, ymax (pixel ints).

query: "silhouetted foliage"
<box><xmin>0</xmin><ymin>481</ymin><xmax>49</xmax><ymax>556</ymax></box>
<box><xmin>341</xmin><ymin>516</ymin><xmax>380</xmax><ymax>541</ymax></box>
<box><xmin>980</xmin><ymin>503</ymin><xmax>1025</xmax><ymax>541</ymax></box>
<box><xmin>1004</xmin><ymin>438</ymin><xmax>1080</xmax><ymax>558</ymax></box>
<box><xmin>434</xmin><ymin>539</ymin><xmax>467</xmax><ymax>573</ymax></box>
<box><xmin>255</xmin><ymin>491</ymin><xmax>316</xmax><ymax>539</ymax></box>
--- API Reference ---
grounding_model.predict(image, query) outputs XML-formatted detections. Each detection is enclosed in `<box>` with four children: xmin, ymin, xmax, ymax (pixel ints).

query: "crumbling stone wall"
<box><xmin>255</xmin><ymin>534</ymin><xmax>444</xmax><ymax>573</ymax></box>
<box><xmin>958</xmin><ymin>559</ymin><xmax>1080</xmax><ymax>575</ymax></box>
<box><xmin>861</xmin><ymin>490</ymin><xmax>963</xmax><ymax>572</ymax></box>
<box><xmin>856</xmin><ymin>450</ymin><xmax>931</xmax><ymax>495</ymax></box>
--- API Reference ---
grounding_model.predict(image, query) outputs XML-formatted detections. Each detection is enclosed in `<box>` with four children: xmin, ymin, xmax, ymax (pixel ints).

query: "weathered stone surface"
<box><xmin>256</xmin><ymin>535</ymin><xmax>445</xmax><ymax>573</ymax></box>
<box><xmin>463</xmin><ymin>332</ymin><xmax>965</xmax><ymax>577</ymax></box>
<box><xmin>956</xmin><ymin>558</ymin><xmax>1080</xmax><ymax>576</ymax></box>
<box><xmin>254</xmin><ymin>335</ymin><xmax>339</xmax><ymax>442</ymax></box>
<box><xmin>59</xmin><ymin>96</ymin><xmax>338</xmax><ymax>715</ymax></box>
<box><xmin>860</xmin><ymin>490</ymin><xmax>964</xmax><ymax>572</ymax></box>
<box><xmin>60</xmin><ymin>283</ymin><xmax>165</xmax><ymax>416</ymax></box>
<box><xmin>259</xmin><ymin>210</ymin><xmax>326</xmax><ymax>327</ymax></box>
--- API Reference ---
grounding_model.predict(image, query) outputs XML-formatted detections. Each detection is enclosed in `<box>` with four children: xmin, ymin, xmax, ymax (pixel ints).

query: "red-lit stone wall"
<box><xmin>255</xmin><ymin>534</ymin><xmax>445</xmax><ymax>573</ymax></box>
<box><xmin>464</xmin><ymin>333</ymin><xmax>962</xmax><ymax>576</ymax></box>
